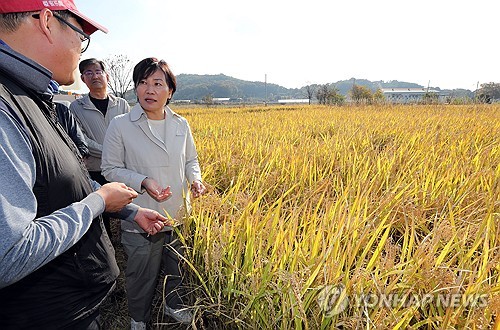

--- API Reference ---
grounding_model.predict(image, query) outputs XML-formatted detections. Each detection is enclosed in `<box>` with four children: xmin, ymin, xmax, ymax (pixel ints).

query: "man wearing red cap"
<box><xmin>0</xmin><ymin>1</ymin><xmax>169</xmax><ymax>328</ymax></box>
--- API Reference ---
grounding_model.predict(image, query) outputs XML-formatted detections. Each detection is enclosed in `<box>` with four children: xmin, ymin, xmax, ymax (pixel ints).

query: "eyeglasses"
<box><xmin>83</xmin><ymin>70</ymin><xmax>105</xmax><ymax>77</ymax></box>
<box><xmin>32</xmin><ymin>12</ymin><xmax>90</xmax><ymax>53</ymax></box>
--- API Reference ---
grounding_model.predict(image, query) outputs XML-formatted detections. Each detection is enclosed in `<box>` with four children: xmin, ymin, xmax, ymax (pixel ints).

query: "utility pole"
<box><xmin>475</xmin><ymin>81</ymin><xmax>479</xmax><ymax>103</ymax></box>
<box><xmin>265</xmin><ymin>73</ymin><xmax>267</xmax><ymax>106</ymax></box>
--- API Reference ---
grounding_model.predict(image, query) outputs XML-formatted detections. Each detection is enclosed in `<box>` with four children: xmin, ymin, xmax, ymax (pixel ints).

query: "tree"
<box><xmin>104</xmin><ymin>54</ymin><xmax>133</xmax><ymax>99</ymax></box>
<box><xmin>327</xmin><ymin>87</ymin><xmax>345</xmax><ymax>105</ymax></box>
<box><xmin>305</xmin><ymin>85</ymin><xmax>316</xmax><ymax>105</ymax></box>
<box><xmin>476</xmin><ymin>82</ymin><xmax>500</xmax><ymax>103</ymax></box>
<box><xmin>316</xmin><ymin>84</ymin><xmax>329</xmax><ymax>105</ymax></box>
<box><xmin>202</xmin><ymin>94</ymin><xmax>213</xmax><ymax>108</ymax></box>
<box><xmin>422</xmin><ymin>92</ymin><xmax>439</xmax><ymax>104</ymax></box>
<box><xmin>316</xmin><ymin>84</ymin><xmax>344</xmax><ymax>105</ymax></box>
<box><xmin>373</xmin><ymin>89</ymin><xmax>385</xmax><ymax>104</ymax></box>
<box><xmin>350</xmin><ymin>84</ymin><xmax>373</xmax><ymax>104</ymax></box>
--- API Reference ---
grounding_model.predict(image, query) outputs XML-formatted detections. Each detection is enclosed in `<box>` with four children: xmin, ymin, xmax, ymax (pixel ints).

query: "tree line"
<box><xmin>310</xmin><ymin>84</ymin><xmax>385</xmax><ymax>105</ymax></box>
<box><xmin>101</xmin><ymin>55</ymin><xmax>500</xmax><ymax>104</ymax></box>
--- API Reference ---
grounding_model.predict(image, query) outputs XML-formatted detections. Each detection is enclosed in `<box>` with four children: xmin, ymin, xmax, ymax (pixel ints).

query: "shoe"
<box><xmin>164</xmin><ymin>305</ymin><xmax>193</xmax><ymax>324</ymax></box>
<box><xmin>130</xmin><ymin>318</ymin><xmax>146</xmax><ymax>330</ymax></box>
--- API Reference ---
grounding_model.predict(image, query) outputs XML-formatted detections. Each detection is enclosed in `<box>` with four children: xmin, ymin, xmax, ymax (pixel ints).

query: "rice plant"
<box><xmin>168</xmin><ymin>104</ymin><xmax>499</xmax><ymax>329</ymax></box>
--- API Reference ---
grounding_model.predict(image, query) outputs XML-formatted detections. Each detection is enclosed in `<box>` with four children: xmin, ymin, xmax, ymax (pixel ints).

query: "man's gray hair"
<box><xmin>0</xmin><ymin>12</ymin><xmax>34</xmax><ymax>32</ymax></box>
<box><xmin>0</xmin><ymin>11</ymin><xmax>71</xmax><ymax>33</ymax></box>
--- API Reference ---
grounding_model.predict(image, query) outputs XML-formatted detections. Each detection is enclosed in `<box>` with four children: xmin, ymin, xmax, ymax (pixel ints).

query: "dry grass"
<box><xmin>101</xmin><ymin>104</ymin><xmax>499</xmax><ymax>329</ymax></box>
<box><xmin>100</xmin><ymin>223</ymin><xmax>223</xmax><ymax>329</ymax></box>
<box><xmin>99</xmin><ymin>221</ymin><xmax>190</xmax><ymax>329</ymax></box>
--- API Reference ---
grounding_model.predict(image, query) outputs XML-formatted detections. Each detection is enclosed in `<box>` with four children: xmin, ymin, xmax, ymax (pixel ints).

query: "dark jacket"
<box><xmin>55</xmin><ymin>101</ymin><xmax>89</xmax><ymax>157</ymax></box>
<box><xmin>0</xmin><ymin>50</ymin><xmax>119</xmax><ymax>329</ymax></box>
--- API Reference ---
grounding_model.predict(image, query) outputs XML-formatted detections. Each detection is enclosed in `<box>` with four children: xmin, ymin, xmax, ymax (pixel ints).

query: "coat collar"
<box><xmin>129</xmin><ymin>103</ymin><xmax>179</xmax><ymax>122</ymax></box>
<box><xmin>78</xmin><ymin>93</ymin><xmax>120</xmax><ymax>109</ymax></box>
<box><xmin>0</xmin><ymin>42</ymin><xmax>52</xmax><ymax>94</ymax></box>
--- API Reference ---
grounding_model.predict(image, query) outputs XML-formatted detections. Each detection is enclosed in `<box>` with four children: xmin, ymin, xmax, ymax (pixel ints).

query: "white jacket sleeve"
<box><xmin>184</xmin><ymin>123</ymin><xmax>202</xmax><ymax>184</ymax></box>
<box><xmin>101</xmin><ymin>117</ymin><xmax>147</xmax><ymax>192</ymax></box>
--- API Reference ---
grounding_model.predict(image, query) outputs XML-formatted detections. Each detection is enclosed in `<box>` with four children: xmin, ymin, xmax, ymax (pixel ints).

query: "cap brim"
<box><xmin>68</xmin><ymin>9</ymin><xmax>108</xmax><ymax>35</ymax></box>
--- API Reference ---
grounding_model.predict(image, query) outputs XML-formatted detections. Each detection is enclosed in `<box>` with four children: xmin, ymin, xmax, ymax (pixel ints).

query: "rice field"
<box><xmin>162</xmin><ymin>104</ymin><xmax>499</xmax><ymax>329</ymax></box>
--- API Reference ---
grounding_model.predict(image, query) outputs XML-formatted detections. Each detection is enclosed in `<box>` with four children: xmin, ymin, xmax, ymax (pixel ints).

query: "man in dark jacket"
<box><xmin>55</xmin><ymin>101</ymin><xmax>89</xmax><ymax>158</ymax></box>
<box><xmin>0</xmin><ymin>1</ymin><xmax>168</xmax><ymax>328</ymax></box>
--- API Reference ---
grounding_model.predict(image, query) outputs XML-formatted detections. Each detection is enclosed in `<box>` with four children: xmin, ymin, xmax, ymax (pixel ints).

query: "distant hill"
<box><xmin>126</xmin><ymin>74</ymin><xmax>474</xmax><ymax>103</ymax></box>
<box><xmin>174</xmin><ymin>74</ymin><xmax>301</xmax><ymax>102</ymax></box>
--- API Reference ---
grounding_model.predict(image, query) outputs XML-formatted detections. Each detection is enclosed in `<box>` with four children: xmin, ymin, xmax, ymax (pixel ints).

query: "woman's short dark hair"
<box><xmin>133</xmin><ymin>57</ymin><xmax>176</xmax><ymax>104</ymax></box>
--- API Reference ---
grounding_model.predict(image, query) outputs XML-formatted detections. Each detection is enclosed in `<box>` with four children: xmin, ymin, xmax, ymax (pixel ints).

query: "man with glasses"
<box><xmin>32</xmin><ymin>11</ymin><xmax>91</xmax><ymax>53</ymax></box>
<box><xmin>0</xmin><ymin>1</ymin><xmax>168</xmax><ymax>328</ymax></box>
<box><xmin>70</xmin><ymin>58</ymin><xmax>130</xmax><ymax>238</ymax></box>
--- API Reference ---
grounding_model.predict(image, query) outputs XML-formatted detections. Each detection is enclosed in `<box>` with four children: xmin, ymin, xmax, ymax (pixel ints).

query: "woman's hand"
<box><xmin>191</xmin><ymin>180</ymin><xmax>207</xmax><ymax>198</ymax></box>
<box><xmin>141</xmin><ymin>177</ymin><xmax>172</xmax><ymax>202</ymax></box>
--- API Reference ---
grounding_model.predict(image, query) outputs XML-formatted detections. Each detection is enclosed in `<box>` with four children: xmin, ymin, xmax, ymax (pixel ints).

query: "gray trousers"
<box><xmin>162</xmin><ymin>231</ymin><xmax>187</xmax><ymax>309</ymax></box>
<box><xmin>122</xmin><ymin>231</ymin><xmax>167</xmax><ymax>322</ymax></box>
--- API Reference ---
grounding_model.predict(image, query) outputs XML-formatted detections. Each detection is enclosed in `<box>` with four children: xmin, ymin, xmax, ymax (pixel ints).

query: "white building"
<box><xmin>213</xmin><ymin>97</ymin><xmax>230</xmax><ymax>104</ymax></box>
<box><xmin>382</xmin><ymin>87</ymin><xmax>444</xmax><ymax>103</ymax></box>
<box><xmin>277</xmin><ymin>98</ymin><xmax>310</xmax><ymax>104</ymax></box>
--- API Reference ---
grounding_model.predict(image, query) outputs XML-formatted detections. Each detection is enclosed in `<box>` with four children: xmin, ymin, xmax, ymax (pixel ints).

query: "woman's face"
<box><xmin>136</xmin><ymin>69</ymin><xmax>172</xmax><ymax>118</ymax></box>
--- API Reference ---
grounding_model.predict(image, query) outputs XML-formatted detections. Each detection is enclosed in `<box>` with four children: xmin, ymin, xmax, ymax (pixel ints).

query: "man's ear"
<box><xmin>36</xmin><ymin>8</ymin><xmax>56</xmax><ymax>45</ymax></box>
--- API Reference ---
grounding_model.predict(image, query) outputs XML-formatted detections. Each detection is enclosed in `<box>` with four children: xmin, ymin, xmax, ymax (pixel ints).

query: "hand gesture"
<box><xmin>141</xmin><ymin>177</ymin><xmax>172</xmax><ymax>202</ymax></box>
<box><xmin>190</xmin><ymin>180</ymin><xmax>207</xmax><ymax>198</ymax></box>
<box><xmin>95</xmin><ymin>182</ymin><xmax>138</xmax><ymax>213</ymax></box>
<box><xmin>134</xmin><ymin>208</ymin><xmax>170</xmax><ymax>235</ymax></box>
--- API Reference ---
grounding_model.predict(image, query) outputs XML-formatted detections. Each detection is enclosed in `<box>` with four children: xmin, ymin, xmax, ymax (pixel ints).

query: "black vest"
<box><xmin>0</xmin><ymin>74</ymin><xmax>119</xmax><ymax>329</ymax></box>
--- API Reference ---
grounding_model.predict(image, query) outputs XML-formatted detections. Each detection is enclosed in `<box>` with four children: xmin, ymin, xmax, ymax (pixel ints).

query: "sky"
<box><xmin>73</xmin><ymin>0</ymin><xmax>500</xmax><ymax>92</ymax></box>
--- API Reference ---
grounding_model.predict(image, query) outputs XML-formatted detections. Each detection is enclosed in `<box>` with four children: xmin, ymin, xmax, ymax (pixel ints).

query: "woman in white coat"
<box><xmin>101</xmin><ymin>57</ymin><xmax>206</xmax><ymax>329</ymax></box>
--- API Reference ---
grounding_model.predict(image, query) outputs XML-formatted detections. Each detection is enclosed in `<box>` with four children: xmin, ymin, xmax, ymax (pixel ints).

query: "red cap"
<box><xmin>0</xmin><ymin>0</ymin><xmax>108</xmax><ymax>35</ymax></box>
